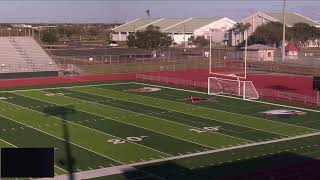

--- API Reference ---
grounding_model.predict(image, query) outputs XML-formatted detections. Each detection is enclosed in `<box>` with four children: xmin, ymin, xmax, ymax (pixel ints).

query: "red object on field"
<box><xmin>190</xmin><ymin>96</ymin><xmax>208</xmax><ymax>103</ymax></box>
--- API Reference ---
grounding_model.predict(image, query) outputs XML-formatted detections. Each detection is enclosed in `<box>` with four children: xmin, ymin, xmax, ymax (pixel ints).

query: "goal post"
<box><xmin>208</xmin><ymin>76</ymin><xmax>259</xmax><ymax>100</ymax></box>
<box><xmin>209</xmin><ymin>30</ymin><xmax>249</xmax><ymax>79</ymax></box>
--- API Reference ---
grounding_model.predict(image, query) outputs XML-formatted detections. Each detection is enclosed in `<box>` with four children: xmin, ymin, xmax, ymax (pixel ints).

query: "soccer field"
<box><xmin>0</xmin><ymin>81</ymin><xmax>320</xmax><ymax>179</ymax></box>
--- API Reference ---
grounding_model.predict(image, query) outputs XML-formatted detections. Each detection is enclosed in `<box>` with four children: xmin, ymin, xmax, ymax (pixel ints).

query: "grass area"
<box><xmin>0</xmin><ymin>81</ymin><xmax>319</xmax><ymax>179</ymax></box>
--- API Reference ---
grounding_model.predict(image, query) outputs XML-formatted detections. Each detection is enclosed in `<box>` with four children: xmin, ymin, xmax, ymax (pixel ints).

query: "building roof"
<box><xmin>285</xmin><ymin>42</ymin><xmax>299</xmax><ymax>52</ymax></box>
<box><xmin>163</xmin><ymin>18</ymin><xmax>220</xmax><ymax>33</ymax></box>
<box><xmin>111</xmin><ymin>18</ymin><xmax>159</xmax><ymax>32</ymax></box>
<box><xmin>241</xmin><ymin>44</ymin><xmax>277</xmax><ymax>51</ymax></box>
<box><xmin>137</xmin><ymin>18</ymin><xmax>186</xmax><ymax>31</ymax></box>
<box><xmin>264</xmin><ymin>12</ymin><xmax>320</xmax><ymax>27</ymax></box>
<box><xmin>112</xmin><ymin>18</ymin><xmax>224</xmax><ymax>33</ymax></box>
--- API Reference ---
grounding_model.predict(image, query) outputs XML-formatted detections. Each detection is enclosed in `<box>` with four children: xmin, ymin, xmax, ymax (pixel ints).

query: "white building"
<box><xmin>241</xmin><ymin>44</ymin><xmax>276</xmax><ymax>61</ymax></box>
<box><xmin>111</xmin><ymin>18</ymin><xmax>236</xmax><ymax>45</ymax></box>
<box><xmin>232</xmin><ymin>12</ymin><xmax>320</xmax><ymax>46</ymax></box>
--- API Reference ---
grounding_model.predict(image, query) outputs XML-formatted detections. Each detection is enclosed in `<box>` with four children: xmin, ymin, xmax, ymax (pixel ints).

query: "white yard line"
<box><xmin>84</xmin><ymin>84</ymin><xmax>318</xmax><ymax>134</ymax></box>
<box><xmin>129</xmin><ymin>82</ymin><xmax>319</xmax><ymax>133</ymax></box>
<box><xmin>4</xmin><ymin>97</ymin><xmax>171</xmax><ymax>158</ymax></box>
<box><xmin>38</xmin><ymin>131</ymin><xmax>320</xmax><ymax>180</ymax></box>
<box><xmin>73</xmin><ymin>87</ymin><xmax>288</xmax><ymax>138</ymax></box>
<box><xmin>2</xmin><ymin>81</ymin><xmax>319</xmax><ymax>113</ymax></box>
<box><xmin>15</xmin><ymin>92</ymin><xmax>222</xmax><ymax>149</ymax></box>
<box><xmin>0</xmin><ymin>101</ymin><xmax>125</xmax><ymax>165</ymax></box>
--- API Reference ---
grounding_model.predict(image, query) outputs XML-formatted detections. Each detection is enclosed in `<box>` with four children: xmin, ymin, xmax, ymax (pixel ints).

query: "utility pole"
<box><xmin>282</xmin><ymin>0</ymin><xmax>286</xmax><ymax>62</ymax></box>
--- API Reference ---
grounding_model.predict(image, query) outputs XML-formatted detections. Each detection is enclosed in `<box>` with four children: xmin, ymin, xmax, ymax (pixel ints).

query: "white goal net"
<box><xmin>208</xmin><ymin>76</ymin><xmax>259</xmax><ymax>100</ymax></box>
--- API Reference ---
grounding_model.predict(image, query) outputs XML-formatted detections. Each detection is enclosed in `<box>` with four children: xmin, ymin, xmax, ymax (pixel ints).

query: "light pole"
<box><xmin>209</xmin><ymin>29</ymin><xmax>212</xmax><ymax>73</ymax></box>
<box><xmin>282</xmin><ymin>0</ymin><xmax>286</xmax><ymax>62</ymax></box>
<box><xmin>244</xmin><ymin>30</ymin><xmax>248</xmax><ymax>79</ymax></box>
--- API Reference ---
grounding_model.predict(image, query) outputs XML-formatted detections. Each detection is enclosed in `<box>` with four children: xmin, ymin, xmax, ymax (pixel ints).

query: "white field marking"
<box><xmin>16</xmin><ymin>92</ymin><xmax>215</xmax><ymax>150</ymax></box>
<box><xmin>45</xmin><ymin>131</ymin><xmax>320</xmax><ymax>180</ymax></box>
<box><xmin>58</xmin><ymin>91</ymin><xmax>253</xmax><ymax>145</ymax></box>
<box><xmin>133</xmin><ymin>81</ymin><xmax>320</xmax><ymax>113</ymax></box>
<box><xmin>0</xmin><ymin>138</ymin><xmax>17</xmax><ymax>147</ymax></box>
<box><xmin>76</xmin><ymin>90</ymin><xmax>263</xmax><ymax>136</ymax></box>
<box><xmin>64</xmin><ymin>89</ymin><xmax>253</xmax><ymax>144</ymax></box>
<box><xmin>8</xmin><ymin>80</ymin><xmax>319</xmax><ymax>114</ymax></box>
<box><xmin>0</xmin><ymin>82</ymin><xmax>132</xmax><ymax>93</ymax></box>
<box><xmin>1</xmin><ymin>98</ymin><xmax>171</xmax><ymax>158</ymax></box>
<box><xmin>0</xmin><ymin>138</ymin><xmax>68</xmax><ymax>174</ymax></box>
<box><xmin>0</xmin><ymin>103</ymin><xmax>125</xmax><ymax>165</ymax></box>
<box><xmin>127</xmin><ymin>82</ymin><xmax>319</xmax><ymax>132</ymax></box>
<box><xmin>73</xmin><ymin>87</ymin><xmax>290</xmax><ymax>138</ymax></box>
<box><xmin>71</xmin><ymin>88</ymin><xmax>261</xmax><ymax>136</ymax></box>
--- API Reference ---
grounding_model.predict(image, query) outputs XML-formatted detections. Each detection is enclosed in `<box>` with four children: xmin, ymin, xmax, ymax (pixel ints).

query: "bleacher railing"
<box><xmin>0</xmin><ymin>63</ymin><xmax>59</xmax><ymax>73</ymax></box>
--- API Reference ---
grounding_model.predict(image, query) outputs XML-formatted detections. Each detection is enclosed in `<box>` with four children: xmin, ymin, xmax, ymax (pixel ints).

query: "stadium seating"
<box><xmin>0</xmin><ymin>37</ymin><xmax>59</xmax><ymax>77</ymax></box>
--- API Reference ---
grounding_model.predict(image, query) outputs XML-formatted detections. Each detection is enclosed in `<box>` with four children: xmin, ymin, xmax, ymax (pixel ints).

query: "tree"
<box><xmin>251</xmin><ymin>22</ymin><xmax>284</xmax><ymax>46</ymax></box>
<box><xmin>57</xmin><ymin>27</ymin><xmax>76</xmax><ymax>40</ymax></box>
<box><xmin>41</xmin><ymin>30</ymin><xmax>59</xmax><ymax>44</ymax></box>
<box><xmin>231</xmin><ymin>22</ymin><xmax>251</xmax><ymax>46</ymax></box>
<box><xmin>126</xmin><ymin>25</ymin><xmax>173</xmax><ymax>51</ymax></box>
<box><xmin>288</xmin><ymin>23</ymin><xmax>320</xmax><ymax>47</ymax></box>
<box><xmin>188</xmin><ymin>36</ymin><xmax>209</xmax><ymax>47</ymax></box>
<box><xmin>250</xmin><ymin>22</ymin><xmax>320</xmax><ymax>47</ymax></box>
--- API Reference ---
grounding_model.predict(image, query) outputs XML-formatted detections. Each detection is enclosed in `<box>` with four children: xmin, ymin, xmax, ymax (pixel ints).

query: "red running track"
<box><xmin>142</xmin><ymin>68</ymin><xmax>315</xmax><ymax>96</ymax></box>
<box><xmin>0</xmin><ymin>69</ymin><xmax>316</xmax><ymax>104</ymax></box>
<box><xmin>0</xmin><ymin>73</ymin><xmax>136</xmax><ymax>88</ymax></box>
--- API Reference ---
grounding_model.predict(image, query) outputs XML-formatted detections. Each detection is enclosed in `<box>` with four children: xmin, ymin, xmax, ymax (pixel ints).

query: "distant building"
<box><xmin>241</xmin><ymin>44</ymin><xmax>276</xmax><ymax>61</ymax></box>
<box><xmin>285</xmin><ymin>42</ymin><xmax>299</xmax><ymax>59</ymax></box>
<box><xmin>12</xmin><ymin>24</ymin><xmax>32</xmax><ymax>28</ymax></box>
<box><xmin>232</xmin><ymin>12</ymin><xmax>320</xmax><ymax>46</ymax></box>
<box><xmin>111</xmin><ymin>17</ymin><xmax>236</xmax><ymax>45</ymax></box>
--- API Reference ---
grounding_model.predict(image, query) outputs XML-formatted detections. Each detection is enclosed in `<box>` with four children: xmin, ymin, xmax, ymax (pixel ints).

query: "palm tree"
<box><xmin>232</xmin><ymin>23</ymin><xmax>251</xmax><ymax>46</ymax></box>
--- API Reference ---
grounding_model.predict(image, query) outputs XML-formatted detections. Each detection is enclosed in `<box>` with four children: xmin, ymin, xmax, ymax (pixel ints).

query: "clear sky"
<box><xmin>0</xmin><ymin>0</ymin><xmax>319</xmax><ymax>23</ymax></box>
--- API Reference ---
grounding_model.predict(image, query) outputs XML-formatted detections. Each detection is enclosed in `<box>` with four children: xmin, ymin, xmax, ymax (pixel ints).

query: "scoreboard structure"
<box><xmin>313</xmin><ymin>77</ymin><xmax>320</xmax><ymax>91</ymax></box>
<box><xmin>314</xmin><ymin>77</ymin><xmax>320</xmax><ymax>105</ymax></box>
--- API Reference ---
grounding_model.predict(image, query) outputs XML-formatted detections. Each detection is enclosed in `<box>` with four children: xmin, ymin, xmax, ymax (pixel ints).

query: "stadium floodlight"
<box><xmin>282</xmin><ymin>0</ymin><xmax>286</xmax><ymax>62</ymax></box>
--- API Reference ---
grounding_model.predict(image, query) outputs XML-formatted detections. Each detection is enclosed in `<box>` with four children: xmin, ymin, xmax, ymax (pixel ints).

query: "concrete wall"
<box><xmin>171</xmin><ymin>34</ymin><xmax>193</xmax><ymax>44</ymax></box>
<box><xmin>111</xmin><ymin>32</ymin><xmax>129</xmax><ymax>41</ymax></box>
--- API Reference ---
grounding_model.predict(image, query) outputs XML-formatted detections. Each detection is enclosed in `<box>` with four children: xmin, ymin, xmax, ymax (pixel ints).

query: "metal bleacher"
<box><xmin>0</xmin><ymin>36</ymin><xmax>59</xmax><ymax>76</ymax></box>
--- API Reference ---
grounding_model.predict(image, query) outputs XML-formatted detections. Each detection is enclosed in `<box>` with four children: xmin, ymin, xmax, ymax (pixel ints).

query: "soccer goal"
<box><xmin>208</xmin><ymin>76</ymin><xmax>259</xmax><ymax>100</ymax></box>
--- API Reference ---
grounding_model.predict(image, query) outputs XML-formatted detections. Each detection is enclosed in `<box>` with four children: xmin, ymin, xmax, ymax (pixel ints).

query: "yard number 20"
<box><xmin>108</xmin><ymin>136</ymin><xmax>148</xmax><ymax>144</ymax></box>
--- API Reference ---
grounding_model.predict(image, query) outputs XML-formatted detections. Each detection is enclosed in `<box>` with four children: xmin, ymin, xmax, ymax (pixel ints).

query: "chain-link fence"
<box><xmin>49</xmin><ymin>47</ymin><xmax>320</xmax><ymax>76</ymax></box>
<box><xmin>210</xmin><ymin>49</ymin><xmax>320</xmax><ymax>76</ymax></box>
<box><xmin>50</xmin><ymin>50</ymin><xmax>208</xmax><ymax>74</ymax></box>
